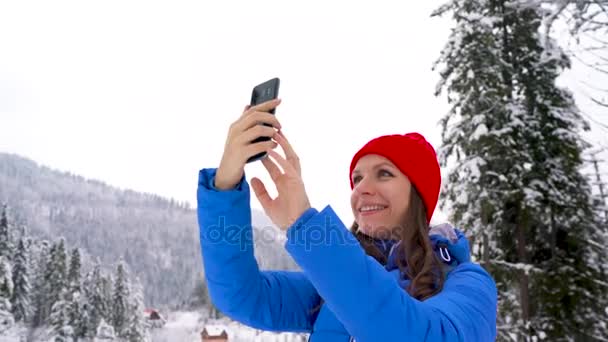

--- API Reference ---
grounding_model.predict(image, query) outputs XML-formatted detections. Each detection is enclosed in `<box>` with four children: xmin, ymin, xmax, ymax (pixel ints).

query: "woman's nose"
<box><xmin>354</xmin><ymin>177</ymin><xmax>375</xmax><ymax>195</ymax></box>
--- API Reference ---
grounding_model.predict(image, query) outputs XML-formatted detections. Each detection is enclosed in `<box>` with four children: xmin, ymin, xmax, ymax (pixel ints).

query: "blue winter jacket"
<box><xmin>197</xmin><ymin>168</ymin><xmax>497</xmax><ymax>341</ymax></box>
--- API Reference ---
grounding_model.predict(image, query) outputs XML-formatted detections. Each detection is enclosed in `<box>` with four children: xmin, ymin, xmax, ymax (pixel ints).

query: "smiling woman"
<box><xmin>347</xmin><ymin>133</ymin><xmax>447</xmax><ymax>302</ymax></box>
<box><xmin>196</xmin><ymin>99</ymin><xmax>497</xmax><ymax>341</ymax></box>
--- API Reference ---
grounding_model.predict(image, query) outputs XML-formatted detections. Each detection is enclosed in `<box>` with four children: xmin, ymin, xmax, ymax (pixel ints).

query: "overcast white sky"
<box><xmin>1</xmin><ymin>1</ymin><xmax>607</xmax><ymax>225</ymax></box>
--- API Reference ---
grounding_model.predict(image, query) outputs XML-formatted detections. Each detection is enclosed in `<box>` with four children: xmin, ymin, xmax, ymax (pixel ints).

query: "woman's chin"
<box><xmin>358</xmin><ymin>223</ymin><xmax>395</xmax><ymax>240</ymax></box>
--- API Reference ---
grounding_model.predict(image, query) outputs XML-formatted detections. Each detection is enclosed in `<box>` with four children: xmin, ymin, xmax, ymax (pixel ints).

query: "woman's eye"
<box><xmin>352</xmin><ymin>175</ymin><xmax>362</xmax><ymax>184</ymax></box>
<box><xmin>379</xmin><ymin>169</ymin><xmax>393</xmax><ymax>177</ymax></box>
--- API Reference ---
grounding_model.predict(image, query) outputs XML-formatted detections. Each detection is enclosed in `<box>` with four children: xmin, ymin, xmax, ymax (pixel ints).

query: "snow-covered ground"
<box><xmin>151</xmin><ymin>310</ymin><xmax>308</xmax><ymax>342</ymax></box>
<box><xmin>151</xmin><ymin>311</ymin><xmax>200</xmax><ymax>342</ymax></box>
<box><xmin>0</xmin><ymin>312</ymin><xmax>309</xmax><ymax>342</ymax></box>
<box><xmin>0</xmin><ymin>325</ymin><xmax>24</xmax><ymax>342</ymax></box>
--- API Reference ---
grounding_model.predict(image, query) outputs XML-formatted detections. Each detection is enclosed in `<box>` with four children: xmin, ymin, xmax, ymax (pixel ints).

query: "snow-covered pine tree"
<box><xmin>31</xmin><ymin>240</ymin><xmax>51</xmax><ymax>326</ymax></box>
<box><xmin>66</xmin><ymin>291</ymin><xmax>83</xmax><ymax>340</ymax></box>
<box><xmin>433</xmin><ymin>0</ymin><xmax>608</xmax><ymax>340</ymax></box>
<box><xmin>82</xmin><ymin>261</ymin><xmax>108</xmax><ymax>338</ymax></box>
<box><xmin>510</xmin><ymin>6</ymin><xmax>608</xmax><ymax>340</ymax></box>
<box><xmin>0</xmin><ymin>256</ymin><xmax>14</xmax><ymax>333</ymax></box>
<box><xmin>67</xmin><ymin>248</ymin><xmax>81</xmax><ymax>296</ymax></box>
<box><xmin>125</xmin><ymin>277</ymin><xmax>150</xmax><ymax>342</ymax></box>
<box><xmin>433</xmin><ymin>1</ymin><xmax>529</xmax><ymax>336</ymax></box>
<box><xmin>11</xmin><ymin>237</ymin><xmax>31</xmax><ymax>322</ymax></box>
<box><xmin>78</xmin><ymin>301</ymin><xmax>91</xmax><ymax>340</ymax></box>
<box><xmin>111</xmin><ymin>261</ymin><xmax>129</xmax><ymax>338</ymax></box>
<box><xmin>44</xmin><ymin>239</ymin><xmax>68</xmax><ymax>327</ymax></box>
<box><xmin>432</xmin><ymin>0</ymin><xmax>512</xmax><ymax>259</ymax></box>
<box><xmin>100</xmin><ymin>272</ymin><xmax>113</xmax><ymax>324</ymax></box>
<box><xmin>65</xmin><ymin>247</ymin><xmax>83</xmax><ymax>338</ymax></box>
<box><xmin>0</xmin><ymin>257</ymin><xmax>13</xmax><ymax>309</ymax></box>
<box><xmin>38</xmin><ymin>242</ymin><xmax>58</xmax><ymax>326</ymax></box>
<box><xmin>0</xmin><ymin>207</ymin><xmax>16</xmax><ymax>329</ymax></box>
<box><xmin>0</xmin><ymin>204</ymin><xmax>14</xmax><ymax>261</ymax></box>
<box><xmin>197</xmin><ymin>277</ymin><xmax>224</xmax><ymax>319</ymax></box>
<box><xmin>190</xmin><ymin>278</ymin><xmax>209</xmax><ymax>308</ymax></box>
<box><xmin>49</xmin><ymin>289</ymin><xmax>74</xmax><ymax>342</ymax></box>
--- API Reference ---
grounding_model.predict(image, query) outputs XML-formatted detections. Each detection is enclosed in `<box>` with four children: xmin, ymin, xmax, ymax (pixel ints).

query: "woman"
<box><xmin>197</xmin><ymin>99</ymin><xmax>497</xmax><ymax>341</ymax></box>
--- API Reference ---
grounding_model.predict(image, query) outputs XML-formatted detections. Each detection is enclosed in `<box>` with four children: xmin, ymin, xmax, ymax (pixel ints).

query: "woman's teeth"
<box><xmin>359</xmin><ymin>205</ymin><xmax>387</xmax><ymax>212</ymax></box>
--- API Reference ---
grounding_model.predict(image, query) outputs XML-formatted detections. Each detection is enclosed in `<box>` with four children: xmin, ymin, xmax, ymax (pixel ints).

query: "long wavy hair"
<box><xmin>352</xmin><ymin>185</ymin><xmax>446</xmax><ymax>300</ymax></box>
<box><xmin>309</xmin><ymin>186</ymin><xmax>445</xmax><ymax>315</ymax></box>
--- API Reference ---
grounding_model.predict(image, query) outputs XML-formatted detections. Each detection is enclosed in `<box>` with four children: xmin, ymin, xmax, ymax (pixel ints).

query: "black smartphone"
<box><xmin>246</xmin><ymin>77</ymin><xmax>280</xmax><ymax>163</ymax></box>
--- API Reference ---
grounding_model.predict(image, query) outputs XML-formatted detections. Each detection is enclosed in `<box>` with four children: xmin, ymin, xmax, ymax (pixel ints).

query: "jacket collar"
<box><xmin>373</xmin><ymin>235</ymin><xmax>454</xmax><ymax>272</ymax></box>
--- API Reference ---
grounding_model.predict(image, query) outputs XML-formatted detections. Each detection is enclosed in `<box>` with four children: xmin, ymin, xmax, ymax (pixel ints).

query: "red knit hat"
<box><xmin>349</xmin><ymin>132</ymin><xmax>441</xmax><ymax>224</ymax></box>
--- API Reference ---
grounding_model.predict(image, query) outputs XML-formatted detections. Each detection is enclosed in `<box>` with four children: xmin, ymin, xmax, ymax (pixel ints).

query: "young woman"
<box><xmin>197</xmin><ymin>99</ymin><xmax>497</xmax><ymax>341</ymax></box>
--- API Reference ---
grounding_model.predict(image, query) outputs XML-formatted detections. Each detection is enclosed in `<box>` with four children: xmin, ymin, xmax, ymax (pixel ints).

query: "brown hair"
<box><xmin>354</xmin><ymin>186</ymin><xmax>445</xmax><ymax>300</ymax></box>
<box><xmin>309</xmin><ymin>186</ymin><xmax>445</xmax><ymax>315</ymax></box>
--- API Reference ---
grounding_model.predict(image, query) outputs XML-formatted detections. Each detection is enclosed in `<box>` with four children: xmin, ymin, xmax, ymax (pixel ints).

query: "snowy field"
<box><xmin>151</xmin><ymin>311</ymin><xmax>308</xmax><ymax>342</ymax></box>
<box><xmin>0</xmin><ymin>311</ymin><xmax>309</xmax><ymax>341</ymax></box>
<box><xmin>0</xmin><ymin>325</ymin><xmax>25</xmax><ymax>342</ymax></box>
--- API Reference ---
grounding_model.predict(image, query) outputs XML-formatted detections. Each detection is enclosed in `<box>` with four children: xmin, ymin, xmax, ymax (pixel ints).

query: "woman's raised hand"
<box><xmin>251</xmin><ymin>131</ymin><xmax>311</xmax><ymax>231</ymax></box>
<box><xmin>214</xmin><ymin>99</ymin><xmax>282</xmax><ymax>190</ymax></box>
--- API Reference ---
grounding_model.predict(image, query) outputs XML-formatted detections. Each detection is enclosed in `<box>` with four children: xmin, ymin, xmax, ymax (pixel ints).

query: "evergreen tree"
<box><xmin>0</xmin><ymin>205</ymin><xmax>15</xmax><ymax>334</ymax></box>
<box><xmin>82</xmin><ymin>262</ymin><xmax>107</xmax><ymax>337</ymax></box>
<box><xmin>45</xmin><ymin>239</ymin><xmax>68</xmax><ymax>326</ymax></box>
<box><xmin>49</xmin><ymin>289</ymin><xmax>73</xmax><ymax>342</ymax></box>
<box><xmin>434</xmin><ymin>0</ymin><xmax>608</xmax><ymax>340</ymax></box>
<box><xmin>100</xmin><ymin>273</ymin><xmax>113</xmax><ymax>324</ymax></box>
<box><xmin>31</xmin><ymin>240</ymin><xmax>51</xmax><ymax>326</ymax></box>
<box><xmin>0</xmin><ymin>257</ymin><xmax>13</xmax><ymax>310</ymax></box>
<box><xmin>64</xmin><ymin>248</ymin><xmax>83</xmax><ymax>338</ymax></box>
<box><xmin>126</xmin><ymin>277</ymin><xmax>150</xmax><ymax>342</ymax></box>
<box><xmin>190</xmin><ymin>278</ymin><xmax>209</xmax><ymax>308</ymax></box>
<box><xmin>11</xmin><ymin>238</ymin><xmax>31</xmax><ymax>322</ymax></box>
<box><xmin>78</xmin><ymin>301</ymin><xmax>91</xmax><ymax>339</ymax></box>
<box><xmin>66</xmin><ymin>291</ymin><xmax>82</xmax><ymax>340</ymax></box>
<box><xmin>111</xmin><ymin>261</ymin><xmax>129</xmax><ymax>337</ymax></box>
<box><xmin>0</xmin><ymin>204</ymin><xmax>12</xmax><ymax>261</ymax></box>
<box><xmin>67</xmin><ymin>248</ymin><xmax>81</xmax><ymax>296</ymax></box>
<box><xmin>0</xmin><ymin>257</ymin><xmax>14</xmax><ymax>333</ymax></box>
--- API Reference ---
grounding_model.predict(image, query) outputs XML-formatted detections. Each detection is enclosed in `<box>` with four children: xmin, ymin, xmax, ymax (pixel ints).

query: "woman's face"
<box><xmin>350</xmin><ymin>154</ymin><xmax>412</xmax><ymax>239</ymax></box>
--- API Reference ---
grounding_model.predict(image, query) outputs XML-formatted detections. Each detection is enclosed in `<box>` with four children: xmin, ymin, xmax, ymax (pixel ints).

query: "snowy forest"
<box><xmin>0</xmin><ymin>154</ymin><xmax>301</xmax><ymax>341</ymax></box>
<box><xmin>0</xmin><ymin>204</ymin><xmax>150</xmax><ymax>341</ymax></box>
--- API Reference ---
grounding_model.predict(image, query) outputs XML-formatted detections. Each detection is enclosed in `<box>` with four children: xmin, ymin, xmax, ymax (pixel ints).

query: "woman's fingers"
<box><xmin>241</xmin><ymin>98</ymin><xmax>281</xmax><ymax>117</ymax></box>
<box><xmin>245</xmin><ymin>140</ymin><xmax>277</xmax><ymax>162</ymax></box>
<box><xmin>236</xmin><ymin>111</ymin><xmax>281</xmax><ymax>132</ymax></box>
<box><xmin>261</xmin><ymin>153</ymin><xmax>282</xmax><ymax>181</ymax></box>
<box><xmin>275</xmin><ymin>131</ymin><xmax>301</xmax><ymax>174</ymax></box>
<box><xmin>275</xmin><ymin>131</ymin><xmax>298</xmax><ymax>160</ymax></box>
<box><xmin>251</xmin><ymin>177</ymin><xmax>272</xmax><ymax>209</ymax></box>
<box><xmin>238</xmin><ymin>125</ymin><xmax>277</xmax><ymax>145</ymax></box>
<box><xmin>267</xmin><ymin>150</ymin><xmax>296</xmax><ymax>175</ymax></box>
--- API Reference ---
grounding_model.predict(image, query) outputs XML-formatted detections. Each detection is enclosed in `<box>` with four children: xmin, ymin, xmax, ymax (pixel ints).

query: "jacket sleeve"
<box><xmin>285</xmin><ymin>205</ymin><xmax>497</xmax><ymax>341</ymax></box>
<box><xmin>197</xmin><ymin>168</ymin><xmax>321</xmax><ymax>333</ymax></box>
